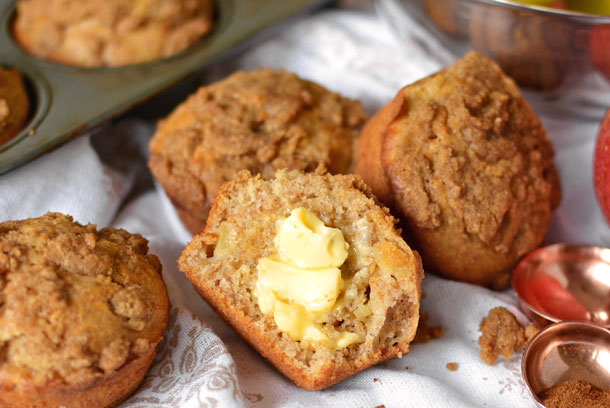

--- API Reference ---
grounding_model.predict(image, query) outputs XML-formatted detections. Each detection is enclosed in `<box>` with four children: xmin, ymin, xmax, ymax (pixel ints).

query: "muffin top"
<box><xmin>355</xmin><ymin>51</ymin><xmax>561</xmax><ymax>288</ymax></box>
<box><xmin>149</xmin><ymin>69</ymin><xmax>367</xmax><ymax>232</ymax></box>
<box><xmin>0</xmin><ymin>213</ymin><xmax>169</xmax><ymax>393</ymax></box>
<box><xmin>13</xmin><ymin>0</ymin><xmax>214</xmax><ymax>67</ymax></box>
<box><xmin>382</xmin><ymin>51</ymin><xmax>560</xmax><ymax>255</ymax></box>
<box><xmin>0</xmin><ymin>67</ymin><xmax>30</xmax><ymax>145</ymax></box>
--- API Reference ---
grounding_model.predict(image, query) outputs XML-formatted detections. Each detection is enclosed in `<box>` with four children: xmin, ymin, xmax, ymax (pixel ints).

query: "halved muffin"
<box><xmin>179</xmin><ymin>169</ymin><xmax>423</xmax><ymax>390</ymax></box>
<box><xmin>0</xmin><ymin>213</ymin><xmax>169</xmax><ymax>408</ymax></box>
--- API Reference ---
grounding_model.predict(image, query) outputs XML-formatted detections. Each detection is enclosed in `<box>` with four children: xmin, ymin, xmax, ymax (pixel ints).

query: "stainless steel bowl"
<box><xmin>512</xmin><ymin>243</ymin><xmax>610</xmax><ymax>328</ymax></box>
<box><xmin>376</xmin><ymin>0</ymin><xmax>610</xmax><ymax>118</ymax></box>
<box><xmin>522</xmin><ymin>321</ymin><xmax>610</xmax><ymax>406</ymax></box>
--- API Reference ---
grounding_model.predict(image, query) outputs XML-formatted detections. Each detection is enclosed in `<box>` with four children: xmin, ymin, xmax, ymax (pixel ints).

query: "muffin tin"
<box><xmin>0</xmin><ymin>0</ymin><xmax>330</xmax><ymax>175</ymax></box>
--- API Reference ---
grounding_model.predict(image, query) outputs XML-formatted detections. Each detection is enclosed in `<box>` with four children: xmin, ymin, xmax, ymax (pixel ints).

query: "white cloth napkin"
<box><xmin>1</xmin><ymin>2</ymin><xmax>609</xmax><ymax>407</ymax></box>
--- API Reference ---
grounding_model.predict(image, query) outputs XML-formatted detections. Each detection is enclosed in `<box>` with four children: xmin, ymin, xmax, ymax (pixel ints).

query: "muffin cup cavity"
<box><xmin>0</xmin><ymin>0</ymin><xmax>330</xmax><ymax>174</ymax></box>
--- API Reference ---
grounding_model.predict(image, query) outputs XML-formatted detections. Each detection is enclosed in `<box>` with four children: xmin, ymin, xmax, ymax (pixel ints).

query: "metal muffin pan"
<box><xmin>0</xmin><ymin>0</ymin><xmax>330</xmax><ymax>175</ymax></box>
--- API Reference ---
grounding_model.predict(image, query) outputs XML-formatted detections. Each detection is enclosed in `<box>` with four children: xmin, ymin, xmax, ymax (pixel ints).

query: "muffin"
<box><xmin>179</xmin><ymin>169</ymin><xmax>423</xmax><ymax>390</ymax></box>
<box><xmin>0</xmin><ymin>213</ymin><xmax>169</xmax><ymax>408</ymax></box>
<box><xmin>149</xmin><ymin>69</ymin><xmax>367</xmax><ymax>234</ymax></box>
<box><xmin>0</xmin><ymin>67</ymin><xmax>30</xmax><ymax>145</ymax></box>
<box><xmin>355</xmin><ymin>51</ymin><xmax>561</xmax><ymax>289</ymax></box>
<box><xmin>13</xmin><ymin>0</ymin><xmax>214</xmax><ymax>67</ymax></box>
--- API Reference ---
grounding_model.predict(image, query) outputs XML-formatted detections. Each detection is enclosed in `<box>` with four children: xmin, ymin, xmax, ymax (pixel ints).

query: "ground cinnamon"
<box><xmin>539</xmin><ymin>379</ymin><xmax>610</xmax><ymax>408</ymax></box>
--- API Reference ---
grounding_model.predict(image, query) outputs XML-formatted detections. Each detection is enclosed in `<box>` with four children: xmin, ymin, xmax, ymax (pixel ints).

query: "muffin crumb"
<box><xmin>446</xmin><ymin>362</ymin><xmax>458</xmax><ymax>371</ymax></box>
<box><xmin>99</xmin><ymin>339</ymin><xmax>130</xmax><ymax>374</ymax></box>
<box><xmin>414</xmin><ymin>313</ymin><xmax>444</xmax><ymax>343</ymax></box>
<box><xmin>478</xmin><ymin>307</ymin><xmax>538</xmax><ymax>365</ymax></box>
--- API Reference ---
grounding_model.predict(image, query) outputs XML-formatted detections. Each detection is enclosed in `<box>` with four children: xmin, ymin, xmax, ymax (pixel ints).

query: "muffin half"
<box><xmin>0</xmin><ymin>213</ymin><xmax>169</xmax><ymax>408</ymax></box>
<box><xmin>179</xmin><ymin>169</ymin><xmax>423</xmax><ymax>390</ymax></box>
<box><xmin>149</xmin><ymin>69</ymin><xmax>367</xmax><ymax>234</ymax></box>
<box><xmin>355</xmin><ymin>51</ymin><xmax>561</xmax><ymax>289</ymax></box>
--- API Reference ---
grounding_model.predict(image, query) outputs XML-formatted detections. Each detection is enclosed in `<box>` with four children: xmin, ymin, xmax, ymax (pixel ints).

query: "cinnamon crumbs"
<box><xmin>478</xmin><ymin>307</ymin><xmax>538</xmax><ymax>365</ymax></box>
<box><xmin>414</xmin><ymin>313</ymin><xmax>444</xmax><ymax>343</ymax></box>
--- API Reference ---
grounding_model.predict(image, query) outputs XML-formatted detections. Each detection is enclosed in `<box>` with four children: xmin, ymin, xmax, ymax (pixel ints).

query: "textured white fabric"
<box><xmin>0</xmin><ymin>136</ymin><xmax>130</xmax><ymax>226</ymax></box>
<box><xmin>1</xmin><ymin>2</ymin><xmax>608</xmax><ymax>407</ymax></box>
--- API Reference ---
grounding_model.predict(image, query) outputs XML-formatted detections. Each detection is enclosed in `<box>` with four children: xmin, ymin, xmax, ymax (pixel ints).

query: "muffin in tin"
<box><xmin>149</xmin><ymin>69</ymin><xmax>368</xmax><ymax>234</ymax></box>
<box><xmin>355</xmin><ymin>51</ymin><xmax>561</xmax><ymax>289</ymax></box>
<box><xmin>0</xmin><ymin>213</ymin><xmax>169</xmax><ymax>408</ymax></box>
<box><xmin>13</xmin><ymin>0</ymin><xmax>214</xmax><ymax>67</ymax></box>
<box><xmin>0</xmin><ymin>67</ymin><xmax>30</xmax><ymax>145</ymax></box>
<box><xmin>179</xmin><ymin>169</ymin><xmax>423</xmax><ymax>390</ymax></box>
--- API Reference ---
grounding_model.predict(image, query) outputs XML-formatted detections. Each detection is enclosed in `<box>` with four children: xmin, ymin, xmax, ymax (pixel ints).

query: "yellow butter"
<box><xmin>257</xmin><ymin>256</ymin><xmax>342</xmax><ymax>313</ymax></box>
<box><xmin>336</xmin><ymin>332</ymin><xmax>362</xmax><ymax>348</ymax></box>
<box><xmin>255</xmin><ymin>208</ymin><xmax>361</xmax><ymax>350</ymax></box>
<box><xmin>275</xmin><ymin>207</ymin><xmax>348</xmax><ymax>268</ymax></box>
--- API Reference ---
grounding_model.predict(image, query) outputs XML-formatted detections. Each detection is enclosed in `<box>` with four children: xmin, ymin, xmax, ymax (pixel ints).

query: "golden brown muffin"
<box><xmin>149</xmin><ymin>69</ymin><xmax>368</xmax><ymax>234</ymax></box>
<box><xmin>13</xmin><ymin>0</ymin><xmax>214</xmax><ymax>67</ymax></box>
<box><xmin>0</xmin><ymin>213</ymin><xmax>169</xmax><ymax>408</ymax></box>
<box><xmin>179</xmin><ymin>169</ymin><xmax>423</xmax><ymax>390</ymax></box>
<box><xmin>355</xmin><ymin>51</ymin><xmax>561</xmax><ymax>289</ymax></box>
<box><xmin>0</xmin><ymin>67</ymin><xmax>30</xmax><ymax>145</ymax></box>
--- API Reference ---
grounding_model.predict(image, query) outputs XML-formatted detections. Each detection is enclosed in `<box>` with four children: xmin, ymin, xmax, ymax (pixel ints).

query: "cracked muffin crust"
<box><xmin>179</xmin><ymin>169</ymin><xmax>422</xmax><ymax>390</ymax></box>
<box><xmin>0</xmin><ymin>213</ymin><xmax>169</xmax><ymax>408</ymax></box>
<box><xmin>149</xmin><ymin>69</ymin><xmax>368</xmax><ymax>234</ymax></box>
<box><xmin>13</xmin><ymin>0</ymin><xmax>214</xmax><ymax>67</ymax></box>
<box><xmin>355</xmin><ymin>51</ymin><xmax>561</xmax><ymax>289</ymax></box>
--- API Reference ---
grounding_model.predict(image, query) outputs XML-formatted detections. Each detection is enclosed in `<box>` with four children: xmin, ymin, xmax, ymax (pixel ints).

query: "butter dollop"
<box><xmin>255</xmin><ymin>208</ymin><xmax>361</xmax><ymax>349</ymax></box>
